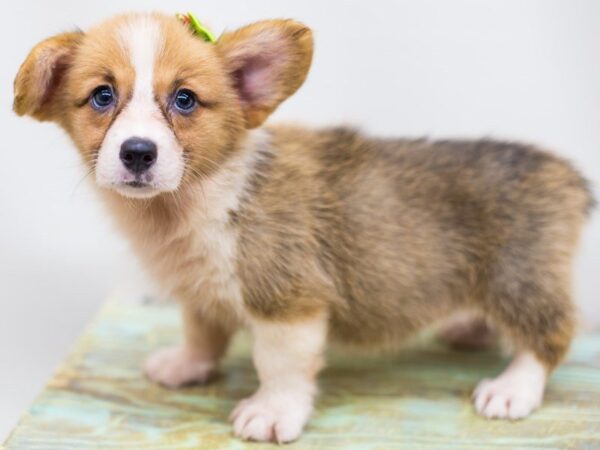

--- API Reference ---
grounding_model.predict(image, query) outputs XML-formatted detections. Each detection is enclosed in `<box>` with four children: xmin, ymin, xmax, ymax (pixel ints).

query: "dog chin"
<box><xmin>111</xmin><ymin>183</ymin><xmax>163</xmax><ymax>199</ymax></box>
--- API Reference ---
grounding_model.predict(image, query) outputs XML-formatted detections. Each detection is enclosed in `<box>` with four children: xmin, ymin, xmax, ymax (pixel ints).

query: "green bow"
<box><xmin>176</xmin><ymin>12</ymin><xmax>216</xmax><ymax>43</ymax></box>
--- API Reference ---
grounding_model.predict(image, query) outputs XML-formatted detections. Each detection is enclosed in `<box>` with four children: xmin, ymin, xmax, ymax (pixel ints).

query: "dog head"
<box><xmin>14</xmin><ymin>13</ymin><xmax>313</xmax><ymax>198</ymax></box>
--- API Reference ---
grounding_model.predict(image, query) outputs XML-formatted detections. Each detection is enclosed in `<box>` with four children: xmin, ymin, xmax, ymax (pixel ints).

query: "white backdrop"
<box><xmin>1</xmin><ymin>0</ymin><xmax>598</xmax><ymax>438</ymax></box>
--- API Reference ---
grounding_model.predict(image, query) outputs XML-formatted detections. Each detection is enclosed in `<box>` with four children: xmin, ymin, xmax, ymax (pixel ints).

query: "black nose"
<box><xmin>119</xmin><ymin>137</ymin><xmax>157</xmax><ymax>174</ymax></box>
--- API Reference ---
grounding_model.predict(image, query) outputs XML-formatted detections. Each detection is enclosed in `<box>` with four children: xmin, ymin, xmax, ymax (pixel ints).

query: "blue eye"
<box><xmin>173</xmin><ymin>89</ymin><xmax>197</xmax><ymax>113</ymax></box>
<box><xmin>90</xmin><ymin>85</ymin><xmax>114</xmax><ymax>110</ymax></box>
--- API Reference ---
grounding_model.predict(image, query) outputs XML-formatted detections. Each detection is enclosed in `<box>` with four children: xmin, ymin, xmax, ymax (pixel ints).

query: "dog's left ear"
<box><xmin>13</xmin><ymin>31</ymin><xmax>83</xmax><ymax>122</ymax></box>
<box><xmin>216</xmin><ymin>20</ymin><xmax>313</xmax><ymax>128</ymax></box>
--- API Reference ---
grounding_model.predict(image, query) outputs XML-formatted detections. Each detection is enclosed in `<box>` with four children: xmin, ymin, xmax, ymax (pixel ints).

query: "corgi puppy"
<box><xmin>14</xmin><ymin>12</ymin><xmax>594</xmax><ymax>443</ymax></box>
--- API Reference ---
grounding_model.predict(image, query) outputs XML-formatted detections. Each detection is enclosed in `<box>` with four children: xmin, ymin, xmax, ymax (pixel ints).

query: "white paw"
<box><xmin>473</xmin><ymin>352</ymin><xmax>547</xmax><ymax>420</ymax></box>
<box><xmin>143</xmin><ymin>346</ymin><xmax>216</xmax><ymax>388</ymax></box>
<box><xmin>229</xmin><ymin>389</ymin><xmax>313</xmax><ymax>443</ymax></box>
<box><xmin>473</xmin><ymin>376</ymin><xmax>543</xmax><ymax>419</ymax></box>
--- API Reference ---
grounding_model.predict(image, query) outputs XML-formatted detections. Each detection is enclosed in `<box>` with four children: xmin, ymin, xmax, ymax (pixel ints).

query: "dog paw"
<box><xmin>473</xmin><ymin>353</ymin><xmax>546</xmax><ymax>420</ymax></box>
<box><xmin>143</xmin><ymin>345</ymin><xmax>216</xmax><ymax>388</ymax></box>
<box><xmin>473</xmin><ymin>376</ymin><xmax>543</xmax><ymax>420</ymax></box>
<box><xmin>229</xmin><ymin>390</ymin><xmax>313</xmax><ymax>443</ymax></box>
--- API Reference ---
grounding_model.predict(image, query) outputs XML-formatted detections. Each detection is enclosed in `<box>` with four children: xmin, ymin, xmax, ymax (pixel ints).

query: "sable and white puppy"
<box><xmin>14</xmin><ymin>12</ymin><xmax>594</xmax><ymax>443</ymax></box>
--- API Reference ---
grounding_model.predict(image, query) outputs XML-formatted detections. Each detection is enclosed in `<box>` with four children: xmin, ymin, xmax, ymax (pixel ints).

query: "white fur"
<box><xmin>183</xmin><ymin>154</ymin><xmax>249</xmax><ymax>319</ymax></box>
<box><xmin>143</xmin><ymin>130</ymin><xmax>268</xmax><ymax>324</ymax></box>
<box><xmin>473</xmin><ymin>351</ymin><xmax>547</xmax><ymax>419</ymax></box>
<box><xmin>231</xmin><ymin>313</ymin><xmax>328</xmax><ymax>443</ymax></box>
<box><xmin>95</xmin><ymin>15</ymin><xmax>184</xmax><ymax>198</ymax></box>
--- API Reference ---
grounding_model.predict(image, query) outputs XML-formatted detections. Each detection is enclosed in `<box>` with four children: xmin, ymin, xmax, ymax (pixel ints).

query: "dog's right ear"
<box><xmin>13</xmin><ymin>31</ymin><xmax>83</xmax><ymax>121</ymax></box>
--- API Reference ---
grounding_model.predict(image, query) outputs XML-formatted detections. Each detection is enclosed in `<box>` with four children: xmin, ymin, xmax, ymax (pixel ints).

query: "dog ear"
<box><xmin>13</xmin><ymin>31</ymin><xmax>83</xmax><ymax>121</ymax></box>
<box><xmin>216</xmin><ymin>20</ymin><xmax>313</xmax><ymax>129</ymax></box>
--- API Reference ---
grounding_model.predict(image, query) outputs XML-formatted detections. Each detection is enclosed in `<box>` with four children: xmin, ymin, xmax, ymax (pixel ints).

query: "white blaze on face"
<box><xmin>95</xmin><ymin>15</ymin><xmax>185</xmax><ymax>199</ymax></box>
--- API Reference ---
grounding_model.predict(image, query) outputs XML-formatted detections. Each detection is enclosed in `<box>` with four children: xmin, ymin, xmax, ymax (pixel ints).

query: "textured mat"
<box><xmin>3</xmin><ymin>299</ymin><xmax>600</xmax><ymax>449</ymax></box>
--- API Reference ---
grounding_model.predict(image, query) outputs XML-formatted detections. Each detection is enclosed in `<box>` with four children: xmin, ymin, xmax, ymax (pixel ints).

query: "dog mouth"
<box><xmin>125</xmin><ymin>180</ymin><xmax>150</xmax><ymax>188</ymax></box>
<box><xmin>112</xmin><ymin>177</ymin><xmax>161</xmax><ymax>199</ymax></box>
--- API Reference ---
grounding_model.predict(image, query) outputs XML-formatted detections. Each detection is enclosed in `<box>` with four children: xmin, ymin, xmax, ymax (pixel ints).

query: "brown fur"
<box><xmin>235</xmin><ymin>127</ymin><xmax>593</xmax><ymax>368</ymax></box>
<box><xmin>14</xmin><ymin>12</ymin><xmax>594</xmax><ymax>396</ymax></box>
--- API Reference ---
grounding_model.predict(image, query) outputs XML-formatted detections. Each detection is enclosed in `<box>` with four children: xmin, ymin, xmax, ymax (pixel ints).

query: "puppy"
<box><xmin>14</xmin><ymin>12</ymin><xmax>594</xmax><ymax>443</ymax></box>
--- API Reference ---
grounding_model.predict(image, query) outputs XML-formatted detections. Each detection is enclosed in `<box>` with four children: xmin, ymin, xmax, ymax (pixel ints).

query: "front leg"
<box><xmin>231</xmin><ymin>311</ymin><xmax>328</xmax><ymax>443</ymax></box>
<box><xmin>144</xmin><ymin>304</ymin><xmax>232</xmax><ymax>388</ymax></box>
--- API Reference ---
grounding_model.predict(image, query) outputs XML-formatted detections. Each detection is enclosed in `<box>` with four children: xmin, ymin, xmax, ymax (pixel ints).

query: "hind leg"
<box><xmin>472</xmin><ymin>306</ymin><xmax>574</xmax><ymax>419</ymax></box>
<box><xmin>473</xmin><ymin>268</ymin><xmax>576</xmax><ymax>419</ymax></box>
